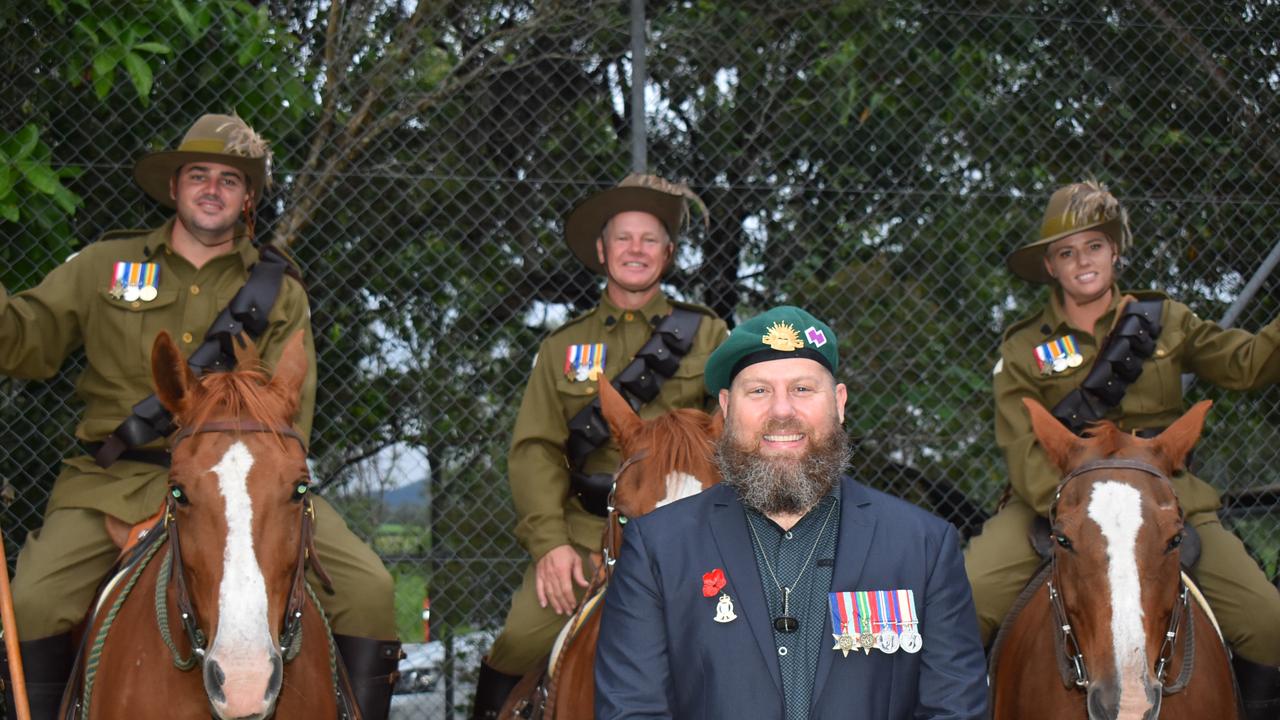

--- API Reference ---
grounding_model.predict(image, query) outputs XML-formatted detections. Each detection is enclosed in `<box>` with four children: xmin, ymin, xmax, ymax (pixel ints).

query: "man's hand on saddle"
<box><xmin>536</xmin><ymin>544</ymin><xmax>588</xmax><ymax>615</ymax></box>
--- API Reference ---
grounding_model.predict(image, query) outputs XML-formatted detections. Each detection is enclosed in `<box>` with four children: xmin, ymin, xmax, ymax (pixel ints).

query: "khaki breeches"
<box><xmin>964</xmin><ymin>496</ymin><xmax>1280</xmax><ymax>665</ymax></box>
<box><xmin>486</xmin><ymin>545</ymin><xmax>596</xmax><ymax>676</ymax></box>
<box><xmin>12</xmin><ymin>497</ymin><xmax>397</xmax><ymax>641</ymax></box>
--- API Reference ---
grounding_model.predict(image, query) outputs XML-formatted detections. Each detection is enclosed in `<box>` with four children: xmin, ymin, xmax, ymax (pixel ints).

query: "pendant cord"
<box><xmin>746</xmin><ymin>500</ymin><xmax>837</xmax><ymax>622</ymax></box>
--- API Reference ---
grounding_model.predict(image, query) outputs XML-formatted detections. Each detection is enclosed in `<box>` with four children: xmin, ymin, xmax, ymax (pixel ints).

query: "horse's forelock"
<box><xmin>175</xmin><ymin>364</ymin><xmax>296</xmax><ymax>448</ymax></box>
<box><xmin>635</xmin><ymin>409</ymin><xmax>718</xmax><ymax>487</ymax></box>
<box><xmin>1080</xmin><ymin>419</ymin><xmax>1125</xmax><ymax>457</ymax></box>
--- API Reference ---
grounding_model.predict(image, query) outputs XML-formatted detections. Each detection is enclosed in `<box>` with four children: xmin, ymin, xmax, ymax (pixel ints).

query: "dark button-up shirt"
<box><xmin>745</xmin><ymin>487</ymin><xmax>841</xmax><ymax>720</ymax></box>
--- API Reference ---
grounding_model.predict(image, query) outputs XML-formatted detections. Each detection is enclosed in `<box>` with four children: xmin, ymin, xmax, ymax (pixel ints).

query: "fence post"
<box><xmin>629</xmin><ymin>0</ymin><xmax>647</xmax><ymax>173</ymax></box>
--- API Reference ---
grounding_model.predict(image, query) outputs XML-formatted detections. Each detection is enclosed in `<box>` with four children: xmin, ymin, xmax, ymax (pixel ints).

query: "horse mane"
<box><xmin>177</xmin><ymin>361</ymin><xmax>295</xmax><ymax>445</ymax></box>
<box><xmin>631</xmin><ymin>408</ymin><xmax>718</xmax><ymax>482</ymax></box>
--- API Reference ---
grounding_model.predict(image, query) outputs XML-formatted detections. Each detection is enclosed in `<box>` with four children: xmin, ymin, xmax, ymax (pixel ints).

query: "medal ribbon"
<box><xmin>142</xmin><ymin>262</ymin><xmax>158</xmax><ymax>288</ymax></box>
<box><xmin>886</xmin><ymin>588</ymin><xmax>901</xmax><ymax>633</ymax></box>
<box><xmin>897</xmin><ymin>588</ymin><xmax>918</xmax><ymax>628</ymax></box>
<box><xmin>841</xmin><ymin>592</ymin><xmax>859</xmax><ymax>635</ymax></box>
<box><xmin>829</xmin><ymin>592</ymin><xmax>851</xmax><ymax>635</ymax></box>
<box><xmin>854</xmin><ymin>591</ymin><xmax>873</xmax><ymax>635</ymax></box>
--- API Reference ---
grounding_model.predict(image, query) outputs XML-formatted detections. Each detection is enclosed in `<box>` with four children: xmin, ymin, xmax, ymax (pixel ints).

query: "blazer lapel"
<box><xmin>809</xmin><ymin>476</ymin><xmax>878</xmax><ymax>713</ymax></box>
<box><xmin>707</xmin><ymin>486</ymin><xmax>783</xmax><ymax>695</ymax></box>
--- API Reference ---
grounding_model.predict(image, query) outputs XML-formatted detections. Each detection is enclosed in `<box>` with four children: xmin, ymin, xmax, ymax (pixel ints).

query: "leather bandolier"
<box><xmin>1051</xmin><ymin>298</ymin><xmax>1163</xmax><ymax>436</ymax></box>
<box><xmin>565</xmin><ymin>307</ymin><xmax>703</xmax><ymax>516</ymax></box>
<box><xmin>92</xmin><ymin>245</ymin><xmax>299</xmax><ymax>468</ymax></box>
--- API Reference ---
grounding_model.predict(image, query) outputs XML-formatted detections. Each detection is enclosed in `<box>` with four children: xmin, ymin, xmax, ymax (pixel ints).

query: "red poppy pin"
<box><xmin>702</xmin><ymin>568</ymin><xmax>727</xmax><ymax>598</ymax></box>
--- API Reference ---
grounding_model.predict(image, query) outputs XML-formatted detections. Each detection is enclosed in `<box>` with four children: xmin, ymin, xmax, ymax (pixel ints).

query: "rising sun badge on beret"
<box><xmin>761</xmin><ymin>321</ymin><xmax>805</xmax><ymax>351</ymax></box>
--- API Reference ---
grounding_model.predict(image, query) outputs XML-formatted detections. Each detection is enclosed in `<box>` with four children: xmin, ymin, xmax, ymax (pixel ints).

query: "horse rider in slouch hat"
<box><xmin>0</xmin><ymin>113</ymin><xmax>401</xmax><ymax>720</ymax></box>
<box><xmin>968</xmin><ymin>179</ymin><xmax>1280</xmax><ymax>716</ymax></box>
<box><xmin>471</xmin><ymin>173</ymin><xmax>729</xmax><ymax>718</ymax></box>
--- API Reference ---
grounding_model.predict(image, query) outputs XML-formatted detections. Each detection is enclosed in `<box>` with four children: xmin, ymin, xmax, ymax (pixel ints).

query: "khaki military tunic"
<box><xmin>488</xmin><ymin>292</ymin><xmax>727</xmax><ymax>674</ymax></box>
<box><xmin>0</xmin><ymin>220</ymin><xmax>395</xmax><ymax>640</ymax></box>
<box><xmin>966</xmin><ymin>287</ymin><xmax>1280</xmax><ymax>663</ymax></box>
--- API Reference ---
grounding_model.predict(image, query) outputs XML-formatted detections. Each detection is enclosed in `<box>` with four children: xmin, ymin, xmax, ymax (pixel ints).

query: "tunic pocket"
<box><xmin>86</xmin><ymin>288</ymin><xmax>181</xmax><ymax>378</ymax></box>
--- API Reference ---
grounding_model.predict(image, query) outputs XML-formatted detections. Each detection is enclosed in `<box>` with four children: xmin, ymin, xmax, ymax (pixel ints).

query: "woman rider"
<box><xmin>965</xmin><ymin>179</ymin><xmax>1280</xmax><ymax>683</ymax></box>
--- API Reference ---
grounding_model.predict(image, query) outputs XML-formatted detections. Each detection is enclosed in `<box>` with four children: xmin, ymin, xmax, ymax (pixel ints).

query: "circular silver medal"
<box><xmin>1066</xmin><ymin>352</ymin><xmax>1083</xmax><ymax>368</ymax></box>
<box><xmin>139</xmin><ymin>285</ymin><xmax>158</xmax><ymax>302</ymax></box>
<box><xmin>1051</xmin><ymin>356</ymin><xmax>1068</xmax><ymax>373</ymax></box>
<box><xmin>122</xmin><ymin>286</ymin><xmax>141</xmax><ymax>302</ymax></box>
<box><xmin>877</xmin><ymin>628</ymin><xmax>900</xmax><ymax>654</ymax></box>
<box><xmin>900</xmin><ymin>626</ymin><xmax>922</xmax><ymax>654</ymax></box>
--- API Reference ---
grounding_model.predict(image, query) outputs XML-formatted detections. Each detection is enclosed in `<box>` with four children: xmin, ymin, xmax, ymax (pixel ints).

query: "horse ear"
<box><xmin>1022</xmin><ymin>397</ymin><xmax>1078</xmax><ymax>472</ymax></box>
<box><xmin>269</xmin><ymin>330</ymin><xmax>308</xmax><ymax>413</ymax></box>
<box><xmin>1153</xmin><ymin>400</ymin><xmax>1211</xmax><ymax>472</ymax></box>
<box><xmin>152</xmin><ymin>330</ymin><xmax>196</xmax><ymax>417</ymax></box>
<box><xmin>598</xmin><ymin>378</ymin><xmax>642</xmax><ymax>446</ymax></box>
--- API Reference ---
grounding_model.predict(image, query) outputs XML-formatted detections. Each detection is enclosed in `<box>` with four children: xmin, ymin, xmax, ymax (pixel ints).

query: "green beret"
<box><xmin>705</xmin><ymin>305</ymin><xmax>838</xmax><ymax>395</ymax></box>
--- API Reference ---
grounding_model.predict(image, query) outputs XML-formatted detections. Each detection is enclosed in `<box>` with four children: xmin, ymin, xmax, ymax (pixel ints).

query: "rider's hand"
<box><xmin>535</xmin><ymin>544</ymin><xmax>589</xmax><ymax>616</ymax></box>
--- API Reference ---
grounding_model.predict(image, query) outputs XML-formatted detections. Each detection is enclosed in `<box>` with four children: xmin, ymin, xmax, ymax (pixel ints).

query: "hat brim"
<box><xmin>564</xmin><ymin>186</ymin><xmax>685</xmax><ymax>275</ymax></box>
<box><xmin>1006</xmin><ymin>215</ymin><xmax>1126</xmax><ymax>284</ymax></box>
<box><xmin>134</xmin><ymin>150</ymin><xmax>266</xmax><ymax>209</ymax></box>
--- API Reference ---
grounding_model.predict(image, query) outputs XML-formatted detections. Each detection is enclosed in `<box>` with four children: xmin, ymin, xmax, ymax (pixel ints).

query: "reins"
<box><xmin>1047</xmin><ymin>458</ymin><xmax>1196</xmax><ymax>695</ymax></box>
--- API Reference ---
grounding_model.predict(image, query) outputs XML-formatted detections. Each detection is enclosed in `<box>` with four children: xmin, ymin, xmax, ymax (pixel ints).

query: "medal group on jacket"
<box><xmin>108</xmin><ymin>261</ymin><xmax>160</xmax><ymax>303</ymax></box>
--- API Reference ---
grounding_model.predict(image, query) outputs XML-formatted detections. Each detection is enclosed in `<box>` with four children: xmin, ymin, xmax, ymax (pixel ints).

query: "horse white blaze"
<box><xmin>1087</xmin><ymin>481</ymin><xmax>1150</xmax><ymax>717</ymax></box>
<box><xmin>209</xmin><ymin>441</ymin><xmax>275</xmax><ymax>712</ymax></box>
<box><xmin>655</xmin><ymin>471</ymin><xmax>703</xmax><ymax>508</ymax></box>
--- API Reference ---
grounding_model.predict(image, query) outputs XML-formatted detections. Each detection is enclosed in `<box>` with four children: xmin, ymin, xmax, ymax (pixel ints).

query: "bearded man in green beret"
<box><xmin>471</xmin><ymin>174</ymin><xmax>728</xmax><ymax>717</ymax></box>
<box><xmin>0</xmin><ymin>113</ymin><xmax>400</xmax><ymax>720</ymax></box>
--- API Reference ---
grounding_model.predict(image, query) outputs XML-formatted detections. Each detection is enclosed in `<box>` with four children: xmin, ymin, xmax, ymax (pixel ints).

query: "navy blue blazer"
<box><xmin>595</xmin><ymin>475</ymin><xmax>987</xmax><ymax>719</ymax></box>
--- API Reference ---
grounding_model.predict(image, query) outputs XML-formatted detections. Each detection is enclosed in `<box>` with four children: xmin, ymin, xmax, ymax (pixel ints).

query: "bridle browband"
<box><xmin>1046</xmin><ymin>458</ymin><xmax>1195</xmax><ymax>696</ymax></box>
<box><xmin>164</xmin><ymin>420</ymin><xmax>335</xmax><ymax>668</ymax></box>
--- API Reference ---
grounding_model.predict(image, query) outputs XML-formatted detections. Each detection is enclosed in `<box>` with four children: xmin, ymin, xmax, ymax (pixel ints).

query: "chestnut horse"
<box><xmin>990</xmin><ymin>398</ymin><xmax>1238</xmax><ymax>720</ymax></box>
<box><xmin>62</xmin><ymin>331</ymin><xmax>355</xmax><ymax>719</ymax></box>
<box><xmin>501</xmin><ymin>379</ymin><xmax>723</xmax><ymax>720</ymax></box>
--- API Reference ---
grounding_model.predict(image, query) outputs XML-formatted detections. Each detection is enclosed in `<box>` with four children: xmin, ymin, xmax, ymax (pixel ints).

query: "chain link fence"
<box><xmin>3</xmin><ymin>1</ymin><xmax>1280</xmax><ymax>716</ymax></box>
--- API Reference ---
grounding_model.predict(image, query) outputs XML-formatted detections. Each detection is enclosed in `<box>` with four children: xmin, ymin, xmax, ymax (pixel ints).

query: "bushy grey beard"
<box><xmin>715</xmin><ymin>415</ymin><xmax>852</xmax><ymax>517</ymax></box>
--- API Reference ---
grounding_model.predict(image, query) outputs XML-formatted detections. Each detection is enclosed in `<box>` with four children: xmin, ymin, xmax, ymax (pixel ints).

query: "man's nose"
<box><xmin>768</xmin><ymin>394</ymin><xmax>797</xmax><ymax>418</ymax></box>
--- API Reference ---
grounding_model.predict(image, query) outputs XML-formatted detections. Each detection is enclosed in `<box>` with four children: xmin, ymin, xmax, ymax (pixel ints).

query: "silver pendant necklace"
<box><xmin>746</xmin><ymin>500</ymin><xmax>837</xmax><ymax>634</ymax></box>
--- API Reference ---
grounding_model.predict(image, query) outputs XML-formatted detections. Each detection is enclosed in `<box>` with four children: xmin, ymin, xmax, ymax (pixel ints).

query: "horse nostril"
<box><xmin>203</xmin><ymin>659</ymin><xmax>227</xmax><ymax>703</ymax></box>
<box><xmin>266</xmin><ymin>654</ymin><xmax>283</xmax><ymax>700</ymax></box>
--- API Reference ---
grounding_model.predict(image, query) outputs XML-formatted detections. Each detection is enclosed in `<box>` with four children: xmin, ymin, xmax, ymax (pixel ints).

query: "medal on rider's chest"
<box><xmin>900</xmin><ymin>625</ymin><xmax>922</xmax><ymax>653</ymax></box>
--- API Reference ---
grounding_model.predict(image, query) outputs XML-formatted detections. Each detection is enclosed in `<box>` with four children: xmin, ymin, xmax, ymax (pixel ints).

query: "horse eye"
<box><xmin>291</xmin><ymin>482</ymin><xmax>310</xmax><ymax>502</ymax></box>
<box><xmin>1054</xmin><ymin>534</ymin><xmax>1073</xmax><ymax>551</ymax></box>
<box><xmin>170</xmin><ymin>485</ymin><xmax>189</xmax><ymax>506</ymax></box>
<box><xmin>1166</xmin><ymin>532</ymin><xmax>1183</xmax><ymax>552</ymax></box>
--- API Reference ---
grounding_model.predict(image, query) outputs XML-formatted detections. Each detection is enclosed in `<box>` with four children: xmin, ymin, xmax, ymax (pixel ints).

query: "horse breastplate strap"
<box><xmin>94</xmin><ymin>246</ymin><xmax>294</xmax><ymax>468</ymax></box>
<box><xmin>565</xmin><ymin>307</ymin><xmax>703</xmax><ymax>516</ymax></box>
<box><xmin>1051</xmin><ymin>299</ymin><xmax>1163</xmax><ymax>436</ymax></box>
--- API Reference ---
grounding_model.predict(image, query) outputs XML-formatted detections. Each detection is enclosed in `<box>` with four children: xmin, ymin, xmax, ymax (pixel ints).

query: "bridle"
<box><xmin>163</xmin><ymin>420</ymin><xmax>335</xmax><ymax>669</ymax></box>
<box><xmin>1046</xmin><ymin>458</ymin><xmax>1195</xmax><ymax>695</ymax></box>
<box><xmin>601</xmin><ymin>450</ymin><xmax>648</xmax><ymax>584</ymax></box>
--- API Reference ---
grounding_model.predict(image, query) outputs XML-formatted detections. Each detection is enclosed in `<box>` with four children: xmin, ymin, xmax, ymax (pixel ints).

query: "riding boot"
<box><xmin>1</xmin><ymin>633</ymin><xmax>75</xmax><ymax>720</ymax></box>
<box><xmin>332</xmin><ymin>634</ymin><xmax>401</xmax><ymax>720</ymax></box>
<box><xmin>1233</xmin><ymin>656</ymin><xmax>1280</xmax><ymax>720</ymax></box>
<box><xmin>471</xmin><ymin>658</ymin><xmax>523</xmax><ymax>720</ymax></box>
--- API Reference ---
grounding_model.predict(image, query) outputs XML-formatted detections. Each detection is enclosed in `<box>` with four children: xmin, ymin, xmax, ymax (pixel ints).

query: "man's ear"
<box><xmin>718</xmin><ymin>388</ymin><xmax>730</xmax><ymax>418</ymax></box>
<box><xmin>596</xmin><ymin>237</ymin><xmax>607</xmax><ymax>267</ymax></box>
<box><xmin>835</xmin><ymin>382</ymin><xmax>847</xmax><ymax>424</ymax></box>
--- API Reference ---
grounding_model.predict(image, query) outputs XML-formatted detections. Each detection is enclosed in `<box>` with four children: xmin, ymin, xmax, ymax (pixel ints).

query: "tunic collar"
<box><xmin>597</xmin><ymin>291</ymin><xmax>672</xmax><ymax>329</ymax></box>
<box><xmin>146</xmin><ymin>217</ymin><xmax>256</xmax><ymax>270</ymax></box>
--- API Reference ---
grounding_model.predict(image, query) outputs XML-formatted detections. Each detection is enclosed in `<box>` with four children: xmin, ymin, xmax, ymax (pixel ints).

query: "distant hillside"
<box><xmin>383</xmin><ymin>480</ymin><xmax>427</xmax><ymax>508</ymax></box>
